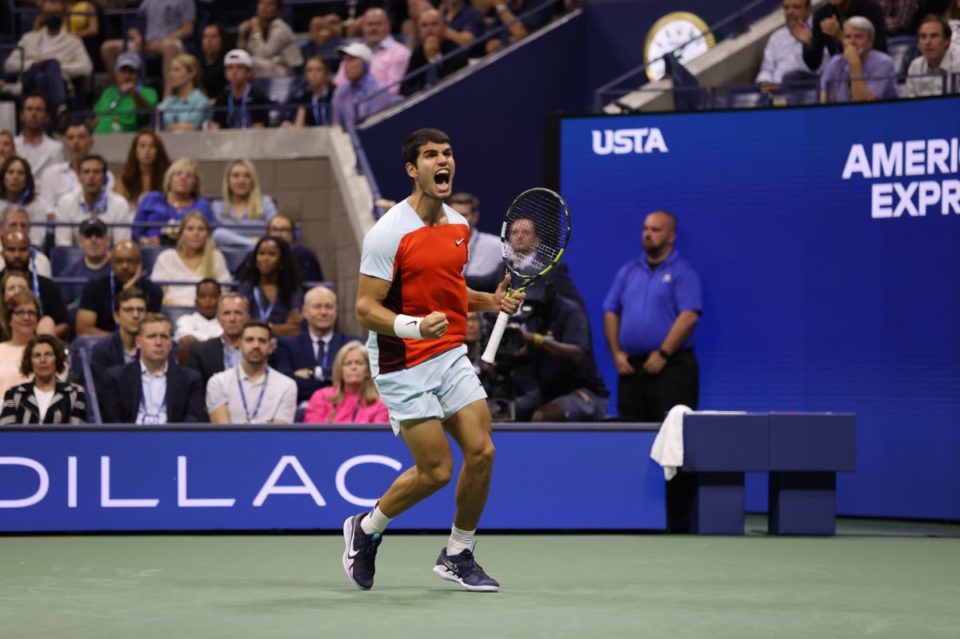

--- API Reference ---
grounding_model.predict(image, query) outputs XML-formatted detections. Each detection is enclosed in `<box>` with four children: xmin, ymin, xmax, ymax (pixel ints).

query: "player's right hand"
<box><xmin>420</xmin><ymin>311</ymin><xmax>448</xmax><ymax>339</ymax></box>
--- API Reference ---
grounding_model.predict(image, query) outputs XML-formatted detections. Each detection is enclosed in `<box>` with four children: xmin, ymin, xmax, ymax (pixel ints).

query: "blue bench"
<box><xmin>669</xmin><ymin>412</ymin><xmax>856</xmax><ymax>535</ymax></box>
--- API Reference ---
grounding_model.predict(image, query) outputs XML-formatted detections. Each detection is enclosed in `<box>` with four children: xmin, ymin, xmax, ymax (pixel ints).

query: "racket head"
<box><xmin>499</xmin><ymin>187</ymin><xmax>571</xmax><ymax>290</ymax></box>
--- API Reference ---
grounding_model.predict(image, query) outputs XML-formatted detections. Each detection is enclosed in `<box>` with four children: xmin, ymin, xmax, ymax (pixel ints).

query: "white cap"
<box><xmin>337</xmin><ymin>42</ymin><xmax>373</xmax><ymax>64</ymax></box>
<box><xmin>224</xmin><ymin>48</ymin><xmax>253</xmax><ymax>68</ymax></box>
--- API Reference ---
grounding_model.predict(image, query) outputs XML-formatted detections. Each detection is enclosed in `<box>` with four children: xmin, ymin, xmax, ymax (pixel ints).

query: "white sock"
<box><xmin>361</xmin><ymin>505</ymin><xmax>392</xmax><ymax>535</ymax></box>
<box><xmin>446</xmin><ymin>525</ymin><xmax>476</xmax><ymax>556</ymax></box>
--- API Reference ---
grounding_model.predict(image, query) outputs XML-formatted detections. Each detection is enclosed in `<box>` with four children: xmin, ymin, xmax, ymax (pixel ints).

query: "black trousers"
<box><xmin>616</xmin><ymin>349</ymin><xmax>699</xmax><ymax>422</ymax></box>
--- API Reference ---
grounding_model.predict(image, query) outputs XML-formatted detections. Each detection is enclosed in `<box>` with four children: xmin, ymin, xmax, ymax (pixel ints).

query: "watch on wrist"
<box><xmin>657</xmin><ymin>348</ymin><xmax>670</xmax><ymax>360</ymax></box>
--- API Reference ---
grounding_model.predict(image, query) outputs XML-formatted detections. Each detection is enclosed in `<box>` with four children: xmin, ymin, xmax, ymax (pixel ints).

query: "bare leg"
<box><xmin>377</xmin><ymin>418</ymin><xmax>453</xmax><ymax>518</ymax></box>
<box><xmin>443</xmin><ymin>399</ymin><xmax>495</xmax><ymax>531</ymax></box>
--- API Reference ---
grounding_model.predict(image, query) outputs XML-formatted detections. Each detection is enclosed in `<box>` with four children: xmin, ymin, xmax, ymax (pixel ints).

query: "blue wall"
<box><xmin>359</xmin><ymin>1</ymin><xmax>776</xmax><ymax>232</ymax></box>
<box><xmin>559</xmin><ymin>97</ymin><xmax>960</xmax><ymax>521</ymax></box>
<box><xmin>359</xmin><ymin>15</ymin><xmax>586</xmax><ymax>228</ymax></box>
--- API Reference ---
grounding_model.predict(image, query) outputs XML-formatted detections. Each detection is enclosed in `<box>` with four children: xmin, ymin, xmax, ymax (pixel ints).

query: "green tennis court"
<box><xmin>2</xmin><ymin>518</ymin><xmax>958</xmax><ymax>639</ymax></box>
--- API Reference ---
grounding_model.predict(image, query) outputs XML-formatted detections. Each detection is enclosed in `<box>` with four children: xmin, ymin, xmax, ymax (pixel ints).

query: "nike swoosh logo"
<box><xmin>406</xmin><ymin>320</ymin><xmax>417</xmax><ymax>326</ymax></box>
<box><xmin>456</xmin><ymin>238</ymin><xmax>464</xmax><ymax>246</ymax></box>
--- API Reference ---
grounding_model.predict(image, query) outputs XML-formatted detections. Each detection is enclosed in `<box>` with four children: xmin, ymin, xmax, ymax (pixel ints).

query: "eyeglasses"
<box><xmin>12</xmin><ymin>309</ymin><xmax>38</xmax><ymax>317</ymax></box>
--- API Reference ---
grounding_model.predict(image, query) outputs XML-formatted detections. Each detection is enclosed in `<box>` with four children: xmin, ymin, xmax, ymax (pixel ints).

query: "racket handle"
<box><xmin>481</xmin><ymin>311</ymin><xmax>511</xmax><ymax>364</ymax></box>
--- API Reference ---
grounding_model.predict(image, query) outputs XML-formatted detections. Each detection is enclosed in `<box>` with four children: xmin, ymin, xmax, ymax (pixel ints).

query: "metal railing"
<box><xmin>592</xmin><ymin>0</ymin><xmax>780</xmax><ymax>112</ymax></box>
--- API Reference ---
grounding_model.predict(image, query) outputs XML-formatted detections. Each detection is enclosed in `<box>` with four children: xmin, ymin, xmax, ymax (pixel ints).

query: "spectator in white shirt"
<box><xmin>237</xmin><ymin>0</ymin><xmax>303</xmax><ymax>78</ymax></box>
<box><xmin>206</xmin><ymin>320</ymin><xmax>297</xmax><ymax>424</ymax></box>
<box><xmin>54</xmin><ymin>154</ymin><xmax>132</xmax><ymax>247</ymax></box>
<box><xmin>13</xmin><ymin>94</ymin><xmax>64</xmax><ymax>178</ymax></box>
<box><xmin>448</xmin><ymin>192</ymin><xmax>502</xmax><ymax>292</ymax></box>
<box><xmin>903</xmin><ymin>14</ymin><xmax>960</xmax><ymax>98</ymax></box>
<box><xmin>0</xmin><ymin>205</ymin><xmax>51</xmax><ymax>277</ymax></box>
<box><xmin>38</xmin><ymin>119</ymin><xmax>115</xmax><ymax>213</ymax></box>
<box><xmin>0</xmin><ymin>155</ymin><xmax>53</xmax><ymax>248</ymax></box>
<box><xmin>2</xmin><ymin>0</ymin><xmax>93</xmax><ymax>85</ymax></box>
<box><xmin>757</xmin><ymin>0</ymin><xmax>824</xmax><ymax>91</ymax></box>
<box><xmin>174</xmin><ymin>278</ymin><xmax>224</xmax><ymax>352</ymax></box>
<box><xmin>150</xmin><ymin>212</ymin><xmax>230</xmax><ymax>306</ymax></box>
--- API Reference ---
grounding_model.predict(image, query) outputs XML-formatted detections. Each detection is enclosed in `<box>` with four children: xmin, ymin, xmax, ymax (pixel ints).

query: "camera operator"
<box><xmin>510</xmin><ymin>279</ymin><xmax>608</xmax><ymax>422</ymax></box>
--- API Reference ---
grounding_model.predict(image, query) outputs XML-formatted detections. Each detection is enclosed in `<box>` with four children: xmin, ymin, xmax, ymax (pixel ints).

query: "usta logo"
<box><xmin>591</xmin><ymin>128</ymin><xmax>668</xmax><ymax>155</ymax></box>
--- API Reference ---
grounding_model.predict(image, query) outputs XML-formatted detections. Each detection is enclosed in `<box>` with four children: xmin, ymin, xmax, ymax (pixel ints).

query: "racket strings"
<box><xmin>504</xmin><ymin>191</ymin><xmax>570</xmax><ymax>277</ymax></box>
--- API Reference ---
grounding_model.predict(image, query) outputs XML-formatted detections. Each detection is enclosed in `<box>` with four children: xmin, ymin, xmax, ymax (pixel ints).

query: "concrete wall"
<box><xmin>92</xmin><ymin>127</ymin><xmax>375</xmax><ymax>336</ymax></box>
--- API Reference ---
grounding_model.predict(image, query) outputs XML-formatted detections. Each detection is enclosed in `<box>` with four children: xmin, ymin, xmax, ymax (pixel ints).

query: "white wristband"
<box><xmin>394</xmin><ymin>314</ymin><xmax>424</xmax><ymax>339</ymax></box>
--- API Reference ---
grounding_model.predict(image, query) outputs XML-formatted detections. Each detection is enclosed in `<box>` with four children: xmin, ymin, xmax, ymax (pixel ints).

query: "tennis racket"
<box><xmin>480</xmin><ymin>187</ymin><xmax>572</xmax><ymax>364</ymax></box>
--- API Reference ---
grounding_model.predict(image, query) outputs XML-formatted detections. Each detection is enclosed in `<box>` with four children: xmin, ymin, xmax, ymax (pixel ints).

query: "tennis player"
<box><xmin>344</xmin><ymin>128</ymin><xmax>521</xmax><ymax>592</ymax></box>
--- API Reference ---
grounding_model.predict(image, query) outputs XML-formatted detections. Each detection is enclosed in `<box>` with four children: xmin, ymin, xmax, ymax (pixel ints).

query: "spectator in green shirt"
<box><xmin>93</xmin><ymin>52</ymin><xmax>158</xmax><ymax>134</ymax></box>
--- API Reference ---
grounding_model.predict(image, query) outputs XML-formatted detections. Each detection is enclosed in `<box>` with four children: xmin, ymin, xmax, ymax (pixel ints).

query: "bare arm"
<box><xmin>642</xmin><ymin>310</ymin><xmax>700</xmax><ymax>375</ymax></box>
<box><xmin>525</xmin><ymin>331</ymin><xmax>585</xmax><ymax>367</ymax></box>
<box><xmin>75</xmin><ymin>309</ymin><xmax>111</xmax><ymax>336</ymax></box>
<box><xmin>209</xmin><ymin>405</ymin><xmax>230</xmax><ymax>424</ymax></box>
<box><xmin>495</xmin><ymin>4</ymin><xmax>528</xmax><ymax>43</ymax></box>
<box><xmin>604</xmin><ymin>310</ymin><xmax>634</xmax><ymax>375</ymax></box>
<box><xmin>356</xmin><ymin>274</ymin><xmax>449</xmax><ymax>338</ymax></box>
<box><xmin>468</xmin><ymin>274</ymin><xmax>523</xmax><ymax>313</ymax></box>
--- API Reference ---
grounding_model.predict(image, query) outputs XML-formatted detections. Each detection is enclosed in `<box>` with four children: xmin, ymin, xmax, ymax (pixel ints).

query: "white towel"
<box><xmin>650</xmin><ymin>404</ymin><xmax>692</xmax><ymax>480</ymax></box>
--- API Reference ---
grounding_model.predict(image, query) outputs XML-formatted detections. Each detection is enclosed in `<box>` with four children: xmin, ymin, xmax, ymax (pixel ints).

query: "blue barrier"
<box><xmin>0</xmin><ymin>426</ymin><xmax>666</xmax><ymax>532</ymax></box>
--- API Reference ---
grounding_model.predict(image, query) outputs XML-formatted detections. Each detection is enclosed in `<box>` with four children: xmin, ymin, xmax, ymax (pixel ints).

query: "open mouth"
<box><xmin>434</xmin><ymin>169</ymin><xmax>451</xmax><ymax>188</ymax></box>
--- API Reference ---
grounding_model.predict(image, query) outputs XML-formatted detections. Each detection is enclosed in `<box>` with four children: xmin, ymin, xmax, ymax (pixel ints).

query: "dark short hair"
<box><xmin>196</xmin><ymin>278</ymin><xmax>221</xmax><ymax>295</ymax></box>
<box><xmin>20</xmin><ymin>334</ymin><xmax>68</xmax><ymax>377</ymax></box>
<box><xmin>402</xmin><ymin>128</ymin><xmax>451</xmax><ymax>167</ymax></box>
<box><xmin>21</xmin><ymin>92</ymin><xmax>49</xmax><ymax>114</ymax></box>
<box><xmin>649</xmin><ymin>209</ymin><xmax>678</xmax><ymax>233</ymax></box>
<box><xmin>79</xmin><ymin>153</ymin><xmax>108</xmax><ymax>173</ymax></box>
<box><xmin>241</xmin><ymin>319</ymin><xmax>273</xmax><ymax>338</ymax></box>
<box><xmin>63</xmin><ymin>118</ymin><xmax>93</xmax><ymax>135</ymax></box>
<box><xmin>114</xmin><ymin>286</ymin><xmax>147</xmax><ymax>312</ymax></box>
<box><xmin>918</xmin><ymin>14</ymin><xmax>952</xmax><ymax>40</ymax></box>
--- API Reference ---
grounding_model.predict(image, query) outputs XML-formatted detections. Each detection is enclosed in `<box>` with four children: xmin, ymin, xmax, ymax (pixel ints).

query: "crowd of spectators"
<box><xmin>754</xmin><ymin>0</ymin><xmax>960</xmax><ymax>104</ymax></box>
<box><xmin>2</xmin><ymin>0</ymin><xmax>570</xmax><ymax>131</ymax></box>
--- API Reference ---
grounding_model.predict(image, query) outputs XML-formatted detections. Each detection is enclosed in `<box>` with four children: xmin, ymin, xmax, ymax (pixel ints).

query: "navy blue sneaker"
<box><xmin>433</xmin><ymin>547</ymin><xmax>500</xmax><ymax>592</ymax></box>
<box><xmin>342</xmin><ymin>514</ymin><xmax>382</xmax><ymax>590</ymax></box>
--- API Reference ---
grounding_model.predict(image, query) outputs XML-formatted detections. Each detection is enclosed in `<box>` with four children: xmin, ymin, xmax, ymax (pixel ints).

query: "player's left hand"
<box><xmin>494</xmin><ymin>274</ymin><xmax>524</xmax><ymax>314</ymax></box>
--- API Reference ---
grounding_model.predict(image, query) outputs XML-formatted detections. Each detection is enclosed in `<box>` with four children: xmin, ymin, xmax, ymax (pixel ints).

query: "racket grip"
<box><xmin>481</xmin><ymin>311</ymin><xmax>511</xmax><ymax>364</ymax></box>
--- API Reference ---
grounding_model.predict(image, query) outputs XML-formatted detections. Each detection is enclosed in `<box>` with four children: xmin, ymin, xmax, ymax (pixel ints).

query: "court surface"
<box><xmin>2</xmin><ymin>518</ymin><xmax>958</xmax><ymax>639</ymax></box>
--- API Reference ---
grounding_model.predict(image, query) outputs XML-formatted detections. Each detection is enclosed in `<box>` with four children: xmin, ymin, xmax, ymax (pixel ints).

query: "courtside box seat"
<box><xmin>672</xmin><ymin>413</ymin><xmax>769</xmax><ymax>535</ymax></box>
<box><xmin>767</xmin><ymin>413</ymin><xmax>856</xmax><ymax>535</ymax></box>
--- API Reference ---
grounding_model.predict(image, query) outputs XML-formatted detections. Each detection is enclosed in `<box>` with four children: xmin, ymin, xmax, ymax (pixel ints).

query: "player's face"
<box><xmin>642</xmin><ymin>213</ymin><xmax>674</xmax><ymax>255</ymax></box>
<box><xmin>509</xmin><ymin>218</ymin><xmax>538</xmax><ymax>254</ymax></box>
<box><xmin>241</xmin><ymin>327</ymin><xmax>272</xmax><ymax>364</ymax></box>
<box><xmin>918</xmin><ymin>22</ymin><xmax>949</xmax><ymax>63</ymax></box>
<box><xmin>340</xmin><ymin>349</ymin><xmax>369</xmax><ymax>386</ymax></box>
<box><xmin>407</xmin><ymin>142</ymin><xmax>454</xmax><ymax>200</ymax></box>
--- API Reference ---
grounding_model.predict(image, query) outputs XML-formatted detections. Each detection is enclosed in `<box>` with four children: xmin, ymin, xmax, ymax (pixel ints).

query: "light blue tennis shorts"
<box><xmin>373</xmin><ymin>345</ymin><xmax>487</xmax><ymax>435</ymax></box>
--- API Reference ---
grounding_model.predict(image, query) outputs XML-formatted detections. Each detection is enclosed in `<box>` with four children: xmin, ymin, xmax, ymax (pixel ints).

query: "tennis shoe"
<box><xmin>342</xmin><ymin>513</ymin><xmax>382</xmax><ymax>590</ymax></box>
<box><xmin>433</xmin><ymin>547</ymin><xmax>500</xmax><ymax>592</ymax></box>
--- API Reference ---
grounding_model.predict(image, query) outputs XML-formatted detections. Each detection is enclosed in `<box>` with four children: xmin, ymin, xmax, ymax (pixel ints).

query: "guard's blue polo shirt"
<box><xmin>603</xmin><ymin>250</ymin><xmax>702</xmax><ymax>354</ymax></box>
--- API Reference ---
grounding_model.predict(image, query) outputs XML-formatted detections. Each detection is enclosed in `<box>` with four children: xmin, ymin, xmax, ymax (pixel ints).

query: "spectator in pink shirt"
<box><xmin>303</xmin><ymin>341</ymin><xmax>388</xmax><ymax>424</ymax></box>
<box><xmin>334</xmin><ymin>7</ymin><xmax>411</xmax><ymax>94</ymax></box>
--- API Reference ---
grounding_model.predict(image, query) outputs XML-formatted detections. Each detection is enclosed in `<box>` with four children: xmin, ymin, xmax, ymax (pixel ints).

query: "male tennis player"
<box><xmin>345</xmin><ymin>128</ymin><xmax>521</xmax><ymax>592</ymax></box>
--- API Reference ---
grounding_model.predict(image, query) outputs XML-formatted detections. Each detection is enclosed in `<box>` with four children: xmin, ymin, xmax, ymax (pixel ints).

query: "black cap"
<box><xmin>78</xmin><ymin>218</ymin><xmax>108</xmax><ymax>236</ymax></box>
